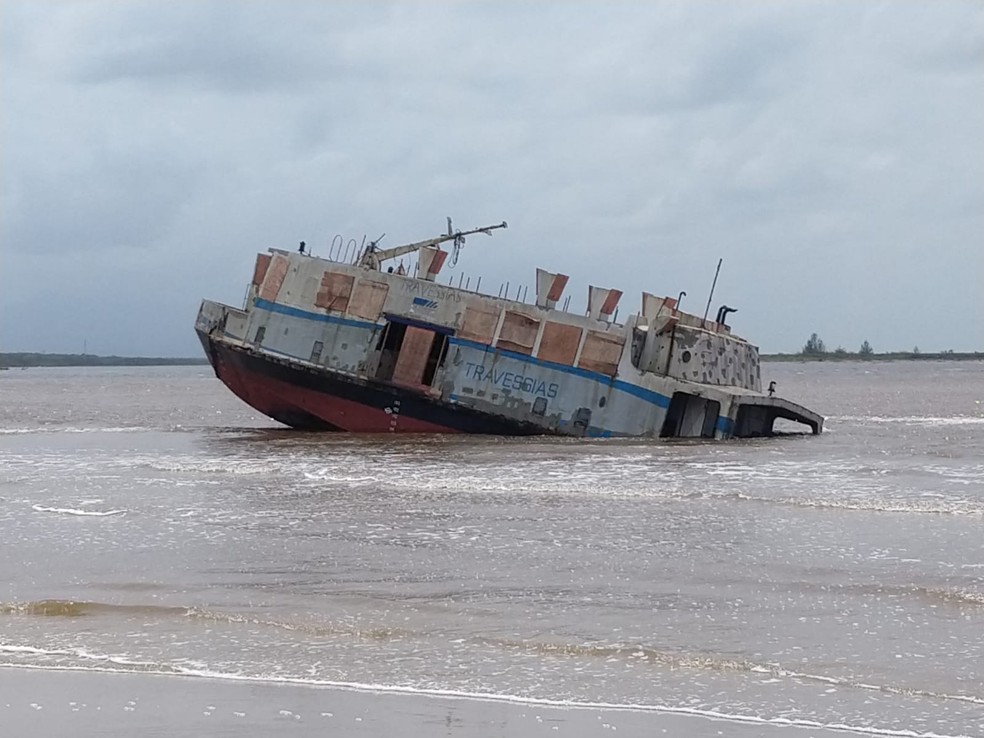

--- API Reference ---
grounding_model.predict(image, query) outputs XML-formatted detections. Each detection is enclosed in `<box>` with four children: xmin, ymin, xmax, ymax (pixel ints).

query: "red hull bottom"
<box><xmin>211</xmin><ymin>346</ymin><xmax>456</xmax><ymax>433</ymax></box>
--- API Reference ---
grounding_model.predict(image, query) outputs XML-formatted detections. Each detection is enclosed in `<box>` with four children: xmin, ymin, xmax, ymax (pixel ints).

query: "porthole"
<box><xmin>681</xmin><ymin>350</ymin><xmax>692</xmax><ymax>363</ymax></box>
<box><xmin>598</xmin><ymin>396</ymin><xmax>607</xmax><ymax>408</ymax></box>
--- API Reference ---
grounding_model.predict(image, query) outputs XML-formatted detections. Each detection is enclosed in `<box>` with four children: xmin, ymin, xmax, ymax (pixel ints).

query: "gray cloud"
<box><xmin>1</xmin><ymin>0</ymin><xmax>981</xmax><ymax>356</ymax></box>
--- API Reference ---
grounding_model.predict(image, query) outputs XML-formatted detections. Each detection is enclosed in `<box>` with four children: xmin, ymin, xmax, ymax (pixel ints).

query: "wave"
<box><xmin>0</xmin><ymin>652</ymin><xmax>976</xmax><ymax>738</ymax></box>
<box><xmin>830</xmin><ymin>416</ymin><xmax>984</xmax><ymax>427</ymax></box>
<box><xmin>472</xmin><ymin>637</ymin><xmax>984</xmax><ymax>708</ymax></box>
<box><xmin>130</xmin><ymin>459</ymin><xmax>278</xmax><ymax>476</ymax></box>
<box><xmin>31</xmin><ymin>505</ymin><xmax>126</xmax><ymax>517</ymax></box>
<box><xmin>921</xmin><ymin>587</ymin><xmax>984</xmax><ymax>606</ymax></box>
<box><xmin>782</xmin><ymin>583</ymin><xmax>984</xmax><ymax>608</ymax></box>
<box><xmin>724</xmin><ymin>491</ymin><xmax>984</xmax><ymax>517</ymax></box>
<box><xmin>4</xmin><ymin>600</ymin><xmax>983</xmax><ymax>712</ymax></box>
<box><xmin>0</xmin><ymin>426</ymin><xmax>156</xmax><ymax>435</ymax></box>
<box><xmin>187</xmin><ymin>607</ymin><xmax>409</xmax><ymax>641</ymax></box>
<box><xmin>0</xmin><ymin>600</ymin><xmax>187</xmax><ymax>617</ymax></box>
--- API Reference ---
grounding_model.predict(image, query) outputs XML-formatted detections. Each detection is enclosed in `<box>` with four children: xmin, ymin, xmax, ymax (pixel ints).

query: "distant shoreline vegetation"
<box><xmin>0</xmin><ymin>353</ymin><xmax>208</xmax><ymax>368</ymax></box>
<box><xmin>761</xmin><ymin>351</ymin><xmax>983</xmax><ymax>362</ymax></box>
<box><xmin>761</xmin><ymin>333</ymin><xmax>983</xmax><ymax>362</ymax></box>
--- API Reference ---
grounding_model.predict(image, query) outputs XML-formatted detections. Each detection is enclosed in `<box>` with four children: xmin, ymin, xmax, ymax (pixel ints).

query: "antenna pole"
<box><xmin>701</xmin><ymin>258</ymin><xmax>723</xmax><ymax>328</ymax></box>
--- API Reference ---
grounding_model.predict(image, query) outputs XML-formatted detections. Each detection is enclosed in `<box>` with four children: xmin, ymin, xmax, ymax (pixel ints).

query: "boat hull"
<box><xmin>194</xmin><ymin>245</ymin><xmax>824</xmax><ymax>438</ymax></box>
<box><xmin>198</xmin><ymin>331</ymin><xmax>550</xmax><ymax>435</ymax></box>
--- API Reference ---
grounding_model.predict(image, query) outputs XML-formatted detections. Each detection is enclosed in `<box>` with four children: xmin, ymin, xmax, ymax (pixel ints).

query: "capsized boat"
<box><xmin>195</xmin><ymin>220</ymin><xmax>822</xmax><ymax>438</ymax></box>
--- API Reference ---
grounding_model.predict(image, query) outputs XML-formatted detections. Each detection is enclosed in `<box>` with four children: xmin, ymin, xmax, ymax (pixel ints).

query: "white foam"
<box><xmin>31</xmin><ymin>505</ymin><xmax>126</xmax><ymax>517</ymax></box>
<box><xmin>137</xmin><ymin>459</ymin><xmax>277</xmax><ymax>476</ymax></box>
<box><xmin>724</xmin><ymin>491</ymin><xmax>984</xmax><ymax>517</ymax></box>
<box><xmin>0</xmin><ymin>426</ymin><xmax>153</xmax><ymax>435</ymax></box>
<box><xmin>0</xmin><ymin>644</ymin><xmax>72</xmax><ymax>656</ymax></box>
<box><xmin>0</xmin><ymin>651</ymin><xmax>977</xmax><ymax>738</ymax></box>
<box><xmin>831</xmin><ymin>416</ymin><xmax>984</xmax><ymax>427</ymax></box>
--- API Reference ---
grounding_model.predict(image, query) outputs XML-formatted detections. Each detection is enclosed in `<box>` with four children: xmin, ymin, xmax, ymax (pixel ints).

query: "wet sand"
<box><xmin>0</xmin><ymin>667</ymin><xmax>855</xmax><ymax>737</ymax></box>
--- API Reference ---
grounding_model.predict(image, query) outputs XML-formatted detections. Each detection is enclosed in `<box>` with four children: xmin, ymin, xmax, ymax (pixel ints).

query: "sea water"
<box><xmin>1</xmin><ymin>362</ymin><xmax>982</xmax><ymax>736</ymax></box>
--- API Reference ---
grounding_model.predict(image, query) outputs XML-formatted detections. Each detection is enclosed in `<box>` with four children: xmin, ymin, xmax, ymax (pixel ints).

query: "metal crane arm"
<box><xmin>358</xmin><ymin>221</ymin><xmax>507</xmax><ymax>271</ymax></box>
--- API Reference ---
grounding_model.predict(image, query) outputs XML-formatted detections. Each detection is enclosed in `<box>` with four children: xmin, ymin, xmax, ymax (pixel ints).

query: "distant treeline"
<box><xmin>0</xmin><ymin>353</ymin><xmax>208</xmax><ymax>368</ymax></box>
<box><xmin>761</xmin><ymin>351</ymin><xmax>983</xmax><ymax>362</ymax></box>
<box><xmin>759</xmin><ymin>333</ymin><xmax>983</xmax><ymax>362</ymax></box>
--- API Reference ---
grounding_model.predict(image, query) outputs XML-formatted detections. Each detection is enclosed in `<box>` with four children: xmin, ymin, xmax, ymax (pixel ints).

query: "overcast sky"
<box><xmin>2</xmin><ymin>0</ymin><xmax>981</xmax><ymax>356</ymax></box>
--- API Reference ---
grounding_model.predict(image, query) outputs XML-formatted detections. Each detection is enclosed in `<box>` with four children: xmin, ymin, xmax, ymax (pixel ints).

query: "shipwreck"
<box><xmin>195</xmin><ymin>220</ymin><xmax>823</xmax><ymax>438</ymax></box>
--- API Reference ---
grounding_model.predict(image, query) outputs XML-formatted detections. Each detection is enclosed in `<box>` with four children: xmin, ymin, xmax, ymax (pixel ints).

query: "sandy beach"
<box><xmin>0</xmin><ymin>667</ymin><xmax>864</xmax><ymax>737</ymax></box>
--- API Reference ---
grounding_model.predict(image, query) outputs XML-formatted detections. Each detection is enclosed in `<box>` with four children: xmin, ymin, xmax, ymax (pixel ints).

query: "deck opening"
<box><xmin>660</xmin><ymin>393</ymin><xmax>720</xmax><ymax>438</ymax></box>
<box><xmin>374</xmin><ymin>321</ymin><xmax>408</xmax><ymax>381</ymax></box>
<box><xmin>421</xmin><ymin>333</ymin><xmax>449</xmax><ymax>386</ymax></box>
<box><xmin>372</xmin><ymin>318</ymin><xmax>450</xmax><ymax>390</ymax></box>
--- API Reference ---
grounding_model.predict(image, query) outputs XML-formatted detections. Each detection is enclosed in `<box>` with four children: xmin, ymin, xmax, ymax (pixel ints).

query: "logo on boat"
<box><xmin>412</xmin><ymin>297</ymin><xmax>439</xmax><ymax>309</ymax></box>
<box><xmin>464</xmin><ymin>362</ymin><xmax>559</xmax><ymax>398</ymax></box>
<box><xmin>402</xmin><ymin>280</ymin><xmax>462</xmax><ymax>304</ymax></box>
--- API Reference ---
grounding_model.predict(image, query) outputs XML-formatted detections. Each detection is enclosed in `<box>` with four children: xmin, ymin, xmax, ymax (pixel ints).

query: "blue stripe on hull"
<box><xmin>447</xmin><ymin>336</ymin><xmax>671</xmax><ymax>410</ymax></box>
<box><xmin>253</xmin><ymin>298</ymin><xmax>379</xmax><ymax>330</ymax></box>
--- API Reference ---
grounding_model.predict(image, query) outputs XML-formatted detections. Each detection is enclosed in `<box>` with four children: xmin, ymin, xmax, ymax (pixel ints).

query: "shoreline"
<box><xmin>0</xmin><ymin>666</ymin><xmax>886</xmax><ymax>737</ymax></box>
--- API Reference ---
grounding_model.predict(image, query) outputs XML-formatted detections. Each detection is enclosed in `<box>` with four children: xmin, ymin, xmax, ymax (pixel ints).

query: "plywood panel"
<box><xmin>258</xmin><ymin>255</ymin><xmax>288</xmax><ymax>301</ymax></box>
<box><xmin>315</xmin><ymin>271</ymin><xmax>354</xmax><ymax>313</ymax></box>
<box><xmin>497</xmin><ymin>311</ymin><xmax>539</xmax><ymax>356</ymax></box>
<box><xmin>252</xmin><ymin>253</ymin><xmax>272</xmax><ymax>287</ymax></box>
<box><xmin>577</xmin><ymin>330</ymin><xmax>625</xmax><ymax>376</ymax></box>
<box><xmin>348</xmin><ymin>280</ymin><xmax>389</xmax><ymax>321</ymax></box>
<box><xmin>391</xmin><ymin>326</ymin><xmax>435</xmax><ymax>387</ymax></box>
<box><xmin>459</xmin><ymin>304</ymin><xmax>499</xmax><ymax>344</ymax></box>
<box><xmin>537</xmin><ymin>321</ymin><xmax>581</xmax><ymax>366</ymax></box>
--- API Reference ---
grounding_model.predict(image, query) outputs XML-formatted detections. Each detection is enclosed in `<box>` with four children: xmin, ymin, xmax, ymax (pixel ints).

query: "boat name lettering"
<box><xmin>401</xmin><ymin>281</ymin><xmax>462</xmax><ymax>304</ymax></box>
<box><xmin>464</xmin><ymin>363</ymin><xmax>559</xmax><ymax>398</ymax></box>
